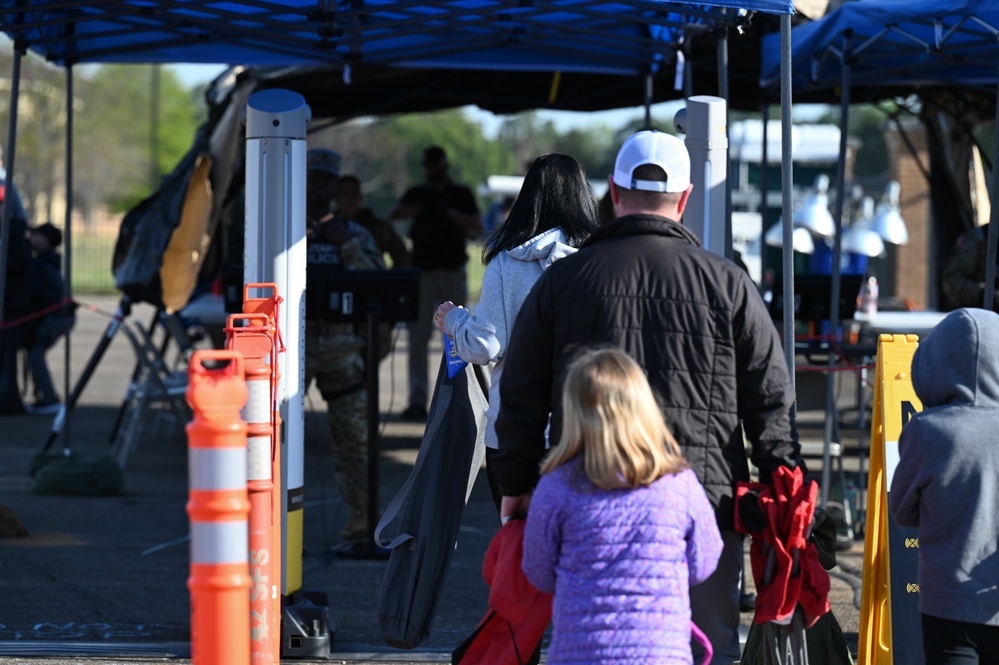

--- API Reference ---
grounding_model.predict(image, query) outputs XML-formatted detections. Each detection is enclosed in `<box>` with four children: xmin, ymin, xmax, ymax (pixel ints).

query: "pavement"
<box><xmin>0</xmin><ymin>294</ymin><xmax>866</xmax><ymax>664</ymax></box>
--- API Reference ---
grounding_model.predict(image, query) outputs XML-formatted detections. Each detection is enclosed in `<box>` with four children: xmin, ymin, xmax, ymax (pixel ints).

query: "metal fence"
<box><xmin>61</xmin><ymin>216</ymin><xmax>489</xmax><ymax>303</ymax></box>
<box><xmin>66</xmin><ymin>212</ymin><xmax>120</xmax><ymax>294</ymax></box>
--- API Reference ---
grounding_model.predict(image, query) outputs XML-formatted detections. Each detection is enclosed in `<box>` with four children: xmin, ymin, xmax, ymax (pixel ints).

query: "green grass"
<box><xmin>467</xmin><ymin>241</ymin><xmax>486</xmax><ymax>304</ymax></box>
<box><xmin>65</xmin><ymin>234</ymin><xmax>490</xmax><ymax>300</ymax></box>
<box><xmin>68</xmin><ymin>231</ymin><xmax>119</xmax><ymax>294</ymax></box>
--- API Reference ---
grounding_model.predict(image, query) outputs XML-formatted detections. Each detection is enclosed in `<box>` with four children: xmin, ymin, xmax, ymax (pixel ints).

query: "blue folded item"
<box><xmin>443</xmin><ymin>333</ymin><xmax>468</xmax><ymax>379</ymax></box>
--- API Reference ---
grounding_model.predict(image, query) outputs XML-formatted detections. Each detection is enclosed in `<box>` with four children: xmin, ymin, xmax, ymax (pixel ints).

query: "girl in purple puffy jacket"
<box><xmin>522</xmin><ymin>348</ymin><xmax>723</xmax><ymax>665</ymax></box>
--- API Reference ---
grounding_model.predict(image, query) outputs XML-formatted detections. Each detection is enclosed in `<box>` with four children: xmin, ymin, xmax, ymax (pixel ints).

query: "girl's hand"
<box><xmin>435</xmin><ymin>301</ymin><xmax>457</xmax><ymax>332</ymax></box>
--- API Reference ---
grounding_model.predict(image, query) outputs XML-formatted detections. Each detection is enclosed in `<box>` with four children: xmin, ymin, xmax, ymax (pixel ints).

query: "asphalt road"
<box><xmin>0</xmin><ymin>294</ymin><xmax>866</xmax><ymax>664</ymax></box>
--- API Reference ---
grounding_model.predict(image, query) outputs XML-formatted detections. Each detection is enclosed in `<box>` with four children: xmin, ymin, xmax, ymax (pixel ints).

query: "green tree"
<box><xmin>307</xmin><ymin>110</ymin><xmax>517</xmax><ymax>219</ymax></box>
<box><xmin>75</xmin><ymin>64</ymin><xmax>201</xmax><ymax>215</ymax></box>
<box><xmin>383</xmin><ymin>109</ymin><xmax>516</xmax><ymax>194</ymax></box>
<box><xmin>0</xmin><ymin>49</ymin><xmax>69</xmax><ymax>224</ymax></box>
<box><xmin>497</xmin><ymin>112</ymin><xmax>561</xmax><ymax>173</ymax></box>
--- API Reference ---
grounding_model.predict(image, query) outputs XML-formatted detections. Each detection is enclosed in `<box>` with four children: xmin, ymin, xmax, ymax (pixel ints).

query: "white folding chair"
<box><xmin>109</xmin><ymin>319</ymin><xmax>189</xmax><ymax>469</ymax></box>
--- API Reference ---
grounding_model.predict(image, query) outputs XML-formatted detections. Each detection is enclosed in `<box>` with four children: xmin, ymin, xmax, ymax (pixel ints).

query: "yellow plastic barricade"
<box><xmin>858</xmin><ymin>334</ymin><xmax>923</xmax><ymax>665</ymax></box>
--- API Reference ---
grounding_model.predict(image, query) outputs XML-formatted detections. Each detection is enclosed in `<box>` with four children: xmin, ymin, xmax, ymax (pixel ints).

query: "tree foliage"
<box><xmin>0</xmin><ymin>50</ymin><xmax>67</xmax><ymax>224</ymax></box>
<box><xmin>0</xmin><ymin>51</ymin><xmax>202</xmax><ymax>223</ymax></box>
<box><xmin>75</xmin><ymin>64</ymin><xmax>202</xmax><ymax>215</ymax></box>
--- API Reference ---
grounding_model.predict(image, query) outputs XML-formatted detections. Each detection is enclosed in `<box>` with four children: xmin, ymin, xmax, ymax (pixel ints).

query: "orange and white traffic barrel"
<box><xmin>226</xmin><ymin>311</ymin><xmax>279</xmax><ymax>665</ymax></box>
<box><xmin>186</xmin><ymin>350</ymin><xmax>251</xmax><ymax>665</ymax></box>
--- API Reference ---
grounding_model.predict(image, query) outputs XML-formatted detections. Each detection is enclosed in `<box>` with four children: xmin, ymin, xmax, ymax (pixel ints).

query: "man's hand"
<box><xmin>500</xmin><ymin>493</ymin><xmax>532</xmax><ymax>525</ymax></box>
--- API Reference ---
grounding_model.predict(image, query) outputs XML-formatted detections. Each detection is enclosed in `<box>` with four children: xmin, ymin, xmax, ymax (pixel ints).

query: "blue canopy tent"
<box><xmin>0</xmin><ymin>5</ymin><xmax>807</xmax><ymax>656</ymax></box>
<box><xmin>0</xmin><ymin>0</ymin><xmax>800</xmax><ymax>348</ymax></box>
<box><xmin>3</xmin><ymin>0</ymin><xmax>786</xmax><ymax>68</ymax></box>
<box><xmin>0</xmin><ymin>0</ymin><xmax>804</xmax><ymax>468</ymax></box>
<box><xmin>758</xmin><ymin>0</ymin><xmax>999</xmax><ymax>511</ymax></box>
<box><xmin>761</xmin><ymin>0</ymin><xmax>999</xmax><ymax>92</ymax></box>
<box><xmin>0</xmin><ymin>0</ymin><xmax>796</xmax><ymax>301</ymax></box>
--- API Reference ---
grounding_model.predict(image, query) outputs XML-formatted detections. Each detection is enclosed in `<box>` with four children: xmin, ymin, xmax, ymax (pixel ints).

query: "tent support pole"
<box><xmin>761</xmin><ymin>98</ymin><xmax>770</xmax><ymax>265</ymax></box>
<box><xmin>718</xmin><ymin>32</ymin><xmax>733</xmax><ymax>260</ymax></box>
<box><xmin>780</xmin><ymin>15</ymin><xmax>795</xmax><ymax>396</ymax></box>
<box><xmin>984</xmin><ymin>50</ymin><xmax>999</xmax><ymax>311</ymax></box>
<box><xmin>0</xmin><ymin>46</ymin><xmax>22</xmax><ymax>343</ymax></box>
<box><xmin>684</xmin><ymin>42</ymin><xmax>694</xmax><ymax>97</ymax></box>
<box><xmin>822</xmin><ymin>36</ymin><xmax>852</xmax><ymax>508</ymax></box>
<box><xmin>644</xmin><ymin>71</ymin><xmax>653</xmax><ymax>130</ymax></box>
<box><xmin>64</xmin><ymin>65</ymin><xmax>74</xmax><ymax>446</ymax></box>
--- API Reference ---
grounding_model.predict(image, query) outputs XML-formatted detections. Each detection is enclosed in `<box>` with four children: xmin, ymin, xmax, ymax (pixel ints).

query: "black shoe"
<box><xmin>740</xmin><ymin>592</ymin><xmax>757</xmax><ymax>612</ymax></box>
<box><xmin>400</xmin><ymin>404</ymin><xmax>427</xmax><ymax>421</ymax></box>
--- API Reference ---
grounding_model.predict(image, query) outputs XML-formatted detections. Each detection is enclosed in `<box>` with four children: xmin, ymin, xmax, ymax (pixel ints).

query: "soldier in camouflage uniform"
<box><xmin>942</xmin><ymin>223</ymin><xmax>999</xmax><ymax>311</ymax></box>
<box><xmin>305</xmin><ymin>149</ymin><xmax>386</xmax><ymax>543</ymax></box>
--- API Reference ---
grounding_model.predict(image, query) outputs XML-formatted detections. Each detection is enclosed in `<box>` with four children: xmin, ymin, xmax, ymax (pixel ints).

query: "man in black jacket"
<box><xmin>493</xmin><ymin>130</ymin><xmax>803</xmax><ymax>665</ymax></box>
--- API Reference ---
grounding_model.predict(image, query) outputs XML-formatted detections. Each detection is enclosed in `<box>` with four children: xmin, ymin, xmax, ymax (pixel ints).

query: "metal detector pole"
<box><xmin>676</xmin><ymin>96</ymin><xmax>728</xmax><ymax>257</ymax></box>
<box><xmin>244</xmin><ymin>91</ymin><xmax>324</xmax><ymax>658</ymax></box>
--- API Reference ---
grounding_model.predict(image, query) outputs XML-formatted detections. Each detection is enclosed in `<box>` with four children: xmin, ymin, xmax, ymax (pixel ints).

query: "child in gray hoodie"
<box><xmin>890</xmin><ymin>307</ymin><xmax>999</xmax><ymax>663</ymax></box>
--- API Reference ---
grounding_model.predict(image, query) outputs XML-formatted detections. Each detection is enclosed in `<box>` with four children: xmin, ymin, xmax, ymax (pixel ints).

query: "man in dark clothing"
<box><xmin>23</xmin><ymin>222</ymin><xmax>75</xmax><ymax>413</ymax></box>
<box><xmin>389</xmin><ymin>146</ymin><xmax>482</xmax><ymax>421</ymax></box>
<box><xmin>493</xmin><ymin>131</ymin><xmax>803</xmax><ymax>665</ymax></box>
<box><xmin>24</xmin><ymin>223</ymin><xmax>76</xmax><ymax>414</ymax></box>
<box><xmin>336</xmin><ymin>175</ymin><xmax>411</xmax><ymax>269</ymax></box>
<box><xmin>941</xmin><ymin>223</ymin><xmax>999</xmax><ymax>311</ymax></box>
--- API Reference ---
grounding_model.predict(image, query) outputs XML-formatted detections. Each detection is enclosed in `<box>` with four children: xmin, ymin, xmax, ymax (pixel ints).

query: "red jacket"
<box><xmin>452</xmin><ymin>520</ymin><xmax>553</xmax><ymax>665</ymax></box>
<box><xmin>736</xmin><ymin>466</ymin><xmax>830</xmax><ymax>627</ymax></box>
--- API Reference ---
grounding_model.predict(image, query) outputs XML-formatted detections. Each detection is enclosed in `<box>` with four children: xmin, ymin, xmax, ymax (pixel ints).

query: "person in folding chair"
<box><xmin>304</xmin><ymin>148</ymin><xmax>386</xmax><ymax>549</ymax></box>
<box><xmin>23</xmin><ymin>222</ymin><xmax>75</xmax><ymax>414</ymax></box>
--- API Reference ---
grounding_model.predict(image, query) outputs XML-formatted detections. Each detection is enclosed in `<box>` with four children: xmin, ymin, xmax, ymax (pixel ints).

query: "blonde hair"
<box><xmin>540</xmin><ymin>348</ymin><xmax>687</xmax><ymax>489</ymax></box>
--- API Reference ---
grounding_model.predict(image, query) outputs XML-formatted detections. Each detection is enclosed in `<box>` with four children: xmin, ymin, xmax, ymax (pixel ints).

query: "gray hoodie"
<box><xmin>889</xmin><ymin>307</ymin><xmax>999</xmax><ymax>626</ymax></box>
<box><xmin>443</xmin><ymin>228</ymin><xmax>577</xmax><ymax>449</ymax></box>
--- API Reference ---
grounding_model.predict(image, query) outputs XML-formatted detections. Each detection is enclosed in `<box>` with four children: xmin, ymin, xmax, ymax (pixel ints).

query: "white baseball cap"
<box><xmin>612</xmin><ymin>130</ymin><xmax>691</xmax><ymax>194</ymax></box>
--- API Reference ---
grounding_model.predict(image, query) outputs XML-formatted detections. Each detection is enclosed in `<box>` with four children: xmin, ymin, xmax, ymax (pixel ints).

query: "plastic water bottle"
<box><xmin>861</xmin><ymin>276</ymin><xmax>879</xmax><ymax>316</ymax></box>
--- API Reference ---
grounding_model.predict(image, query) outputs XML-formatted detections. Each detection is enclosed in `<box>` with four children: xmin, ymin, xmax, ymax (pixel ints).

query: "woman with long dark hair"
<box><xmin>435</xmin><ymin>152</ymin><xmax>600</xmax><ymax>512</ymax></box>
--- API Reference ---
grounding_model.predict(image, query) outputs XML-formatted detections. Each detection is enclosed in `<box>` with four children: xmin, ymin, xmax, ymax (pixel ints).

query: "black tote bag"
<box><xmin>375</xmin><ymin>354</ymin><xmax>488</xmax><ymax>649</ymax></box>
